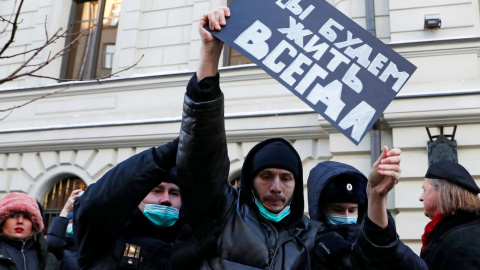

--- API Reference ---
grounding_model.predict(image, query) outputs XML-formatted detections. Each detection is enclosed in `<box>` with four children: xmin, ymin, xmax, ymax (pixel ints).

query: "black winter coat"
<box><xmin>354</xmin><ymin>215</ymin><xmax>427</xmax><ymax>270</ymax></box>
<box><xmin>46</xmin><ymin>216</ymin><xmax>79</xmax><ymax>270</ymax></box>
<box><xmin>0</xmin><ymin>233</ymin><xmax>58</xmax><ymax>270</ymax></box>
<box><xmin>177</xmin><ymin>74</ymin><xmax>321</xmax><ymax>269</ymax></box>
<box><xmin>73</xmin><ymin>145</ymin><xmax>182</xmax><ymax>270</ymax></box>
<box><xmin>420</xmin><ymin>211</ymin><xmax>480</xmax><ymax>269</ymax></box>
<box><xmin>307</xmin><ymin>160</ymin><xmax>427</xmax><ymax>270</ymax></box>
<box><xmin>307</xmin><ymin>161</ymin><xmax>368</xmax><ymax>269</ymax></box>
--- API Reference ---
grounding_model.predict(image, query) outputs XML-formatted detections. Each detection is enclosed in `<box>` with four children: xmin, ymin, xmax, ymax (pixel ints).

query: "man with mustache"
<box><xmin>174</xmin><ymin>6</ymin><xmax>321</xmax><ymax>269</ymax></box>
<box><xmin>174</xmin><ymin>6</ymin><xmax>401</xmax><ymax>269</ymax></box>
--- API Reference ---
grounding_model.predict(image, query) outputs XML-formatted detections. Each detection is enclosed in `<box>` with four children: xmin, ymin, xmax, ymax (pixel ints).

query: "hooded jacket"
<box><xmin>307</xmin><ymin>161</ymin><xmax>428</xmax><ymax>270</ymax></box>
<box><xmin>307</xmin><ymin>161</ymin><xmax>367</xmax><ymax>269</ymax></box>
<box><xmin>177</xmin><ymin>74</ymin><xmax>321</xmax><ymax>270</ymax></box>
<box><xmin>307</xmin><ymin>161</ymin><xmax>368</xmax><ymax>226</ymax></box>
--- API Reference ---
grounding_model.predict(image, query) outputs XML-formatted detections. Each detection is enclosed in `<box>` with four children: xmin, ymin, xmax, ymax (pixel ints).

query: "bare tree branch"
<box><xmin>0</xmin><ymin>26</ymin><xmax>89</xmax><ymax>84</ymax></box>
<box><xmin>0</xmin><ymin>85</ymin><xmax>70</xmax><ymax>114</ymax></box>
<box><xmin>0</xmin><ymin>0</ymin><xmax>20</xmax><ymax>36</ymax></box>
<box><xmin>0</xmin><ymin>1</ymin><xmax>143</xmax><ymax>121</ymax></box>
<box><xmin>0</xmin><ymin>110</ymin><xmax>13</xmax><ymax>121</ymax></box>
<box><xmin>27</xmin><ymin>54</ymin><xmax>144</xmax><ymax>82</ymax></box>
<box><xmin>43</xmin><ymin>15</ymin><xmax>49</xmax><ymax>40</ymax></box>
<box><xmin>0</xmin><ymin>54</ymin><xmax>143</xmax><ymax>118</ymax></box>
<box><xmin>0</xmin><ymin>0</ymin><xmax>24</xmax><ymax>57</ymax></box>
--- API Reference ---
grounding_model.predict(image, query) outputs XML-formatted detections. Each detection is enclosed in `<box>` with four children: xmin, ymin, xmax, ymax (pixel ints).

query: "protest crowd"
<box><xmin>1</xmin><ymin>6</ymin><xmax>480</xmax><ymax>270</ymax></box>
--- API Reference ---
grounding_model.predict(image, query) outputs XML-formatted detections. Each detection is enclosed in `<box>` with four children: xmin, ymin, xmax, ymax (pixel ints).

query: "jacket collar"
<box><xmin>0</xmin><ymin>234</ymin><xmax>34</xmax><ymax>250</ymax></box>
<box><xmin>431</xmin><ymin>211</ymin><xmax>480</xmax><ymax>241</ymax></box>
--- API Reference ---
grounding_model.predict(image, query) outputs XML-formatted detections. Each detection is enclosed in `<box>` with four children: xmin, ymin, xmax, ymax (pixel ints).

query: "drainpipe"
<box><xmin>365</xmin><ymin>0</ymin><xmax>381</xmax><ymax>165</ymax></box>
<box><xmin>365</xmin><ymin>0</ymin><xmax>376</xmax><ymax>36</ymax></box>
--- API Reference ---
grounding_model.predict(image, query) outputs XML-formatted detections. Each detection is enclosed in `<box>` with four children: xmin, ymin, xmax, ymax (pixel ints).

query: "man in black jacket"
<box><xmin>418</xmin><ymin>160</ymin><xmax>480</xmax><ymax>269</ymax></box>
<box><xmin>361</xmin><ymin>159</ymin><xmax>480</xmax><ymax>270</ymax></box>
<box><xmin>176</xmin><ymin>6</ymin><xmax>319</xmax><ymax>269</ymax></box>
<box><xmin>175</xmin><ymin>6</ymin><xmax>406</xmax><ymax>269</ymax></box>
<box><xmin>73</xmin><ymin>139</ymin><xmax>182</xmax><ymax>270</ymax></box>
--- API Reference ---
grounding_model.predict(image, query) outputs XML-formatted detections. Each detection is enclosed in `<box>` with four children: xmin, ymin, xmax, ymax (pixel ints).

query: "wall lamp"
<box><xmin>425</xmin><ymin>13</ymin><xmax>441</xmax><ymax>30</ymax></box>
<box><xmin>426</xmin><ymin>125</ymin><xmax>457</xmax><ymax>165</ymax></box>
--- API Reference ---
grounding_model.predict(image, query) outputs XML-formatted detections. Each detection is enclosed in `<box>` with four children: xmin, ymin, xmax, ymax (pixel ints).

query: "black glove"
<box><xmin>153</xmin><ymin>137</ymin><xmax>179</xmax><ymax>170</ymax></box>
<box><xmin>314</xmin><ymin>231</ymin><xmax>353</xmax><ymax>263</ymax></box>
<box><xmin>167</xmin><ymin>218</ymin><xmax>222</xmax><ymax>270</ymax></box>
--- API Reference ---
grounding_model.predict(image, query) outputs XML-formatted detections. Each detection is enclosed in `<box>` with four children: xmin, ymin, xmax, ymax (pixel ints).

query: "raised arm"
<box><xmin>46</xmin><ymin>189</ymin><xmax>82</xmax><ymax>261</ymax></box>
<box><xmin>73</xmin><ymin>139</ymin><xmax>178</xmax><ymax>268</ymax></box>
<box><xmin>177</xmin><ymin>6</ymin><xmax>233</xmax><ymax>227</ymax></box>
<box><xmin>366</xmin><ymin>146</ymin><xmax>401</xmax><ymax>228</ymax></box>
<box><xmin>353</xmin><ymin>146</ymin><xmax>428</xmax><ymax>269</ymax></box>
<box><xmin>197</xmin><ymin>6</ymin><xmax>230</xmax><ymax>81</ymax></box>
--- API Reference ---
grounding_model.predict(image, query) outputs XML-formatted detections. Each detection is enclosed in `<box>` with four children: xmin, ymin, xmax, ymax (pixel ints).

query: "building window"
<box><xmin>223</xmin><ymin>0</ymin><xmax>252</xmax><ymax>67</ymax></box>
<box><xmin>224</xmin><ymin>45</ymin><xmax>253</xmax><ymax>66</ymax></box>
<box><xmin>63</xmin><ymin>0</ymin><xmax>122</xmax><ymax>80</ymax></box>
<box><xmin>107</xmin><ymin>3</ymin><xmax>121</xmax><ymax>27</ymax></box>
<box><xmin>103</xmin><ymin>44</ymin><xmax>115</xmax><ymax>69</ymax></box>
<box><xmin>43</xmin><ymin>177</ymin><xmax>87</xmax><ymax>228</ymax></box>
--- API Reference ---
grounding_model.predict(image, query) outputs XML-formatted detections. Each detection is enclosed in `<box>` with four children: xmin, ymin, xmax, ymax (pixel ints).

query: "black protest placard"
<box><xmin>208</xmin><ymin>0</ymin><xmax>417</xmax><ymax>145</ymax></box>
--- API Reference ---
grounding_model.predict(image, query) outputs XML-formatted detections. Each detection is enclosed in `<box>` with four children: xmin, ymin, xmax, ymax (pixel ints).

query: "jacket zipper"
<box><xmin>258</xmin><ymin>216</ymin><xmax>281</xmax><ymax>270</ymax></box>
<box><xmin>21</xmin><ymin>239</ymin><xmax>27</xmax><ymax>270</ymax></box>
<box><xmin>261</xmin><ymin>216</ymin><xmax>307</xmax><ymax>270</ymax></box>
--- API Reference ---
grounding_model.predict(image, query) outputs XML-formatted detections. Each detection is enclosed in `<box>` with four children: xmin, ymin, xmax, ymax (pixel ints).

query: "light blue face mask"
<box><xmin>141</xmin><ymin>202</ymin><xmax>179</xmax><ymax>228</ymax></box>
<box><xmin>66</xmin><ymin>223</ymin><xmax>73</xmax><ymax>234</ymax></box>
<box><xmin>254</xmin><ymin>197</ymin><xmax>291</xmax><ymax>222</ymax></box>
<box><xmin>326</xmin><ymin>213</ymin><xmax>358</xmax><ymax>225</ymax></box>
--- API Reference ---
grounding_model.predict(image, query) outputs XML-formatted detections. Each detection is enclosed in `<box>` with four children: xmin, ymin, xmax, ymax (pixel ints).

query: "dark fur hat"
<box><xmin>320</xmin><ymin>173</ymin><xmax>367</xmax><ymax>205</ymax></box>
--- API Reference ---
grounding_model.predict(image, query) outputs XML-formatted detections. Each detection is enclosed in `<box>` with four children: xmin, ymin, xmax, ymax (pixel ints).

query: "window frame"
<box><xmin>60</xmin><ymin>0</ymin><xmax>112</xmax><ymax>80</ymax></box>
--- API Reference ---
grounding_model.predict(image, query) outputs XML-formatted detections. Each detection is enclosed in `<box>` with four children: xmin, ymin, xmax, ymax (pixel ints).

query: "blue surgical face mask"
<box><xmin>254</xmin><ymin>197</ymin><xmax>291</xmax><ymax>222</ymax></box>
<box><xmin>66</xmin><ymin>223</ymin><xmax>73</xmax><ymax>234</ymax></box>
<box><xmin>141</xmin><ymin>202</ymin><xmax>179</xmax><ymax>227</ymax></box>
<box><xmin>326</xmin><ymin>213</ymin><xmax>358</xmax><ymax>225</ymax></box>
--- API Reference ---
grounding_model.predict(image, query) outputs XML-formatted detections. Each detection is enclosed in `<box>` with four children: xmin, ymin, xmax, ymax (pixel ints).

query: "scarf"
<box><xmin>421</xmin><ymin>212</ymin><xmax>445</xmax><ymax>252</ymax></box>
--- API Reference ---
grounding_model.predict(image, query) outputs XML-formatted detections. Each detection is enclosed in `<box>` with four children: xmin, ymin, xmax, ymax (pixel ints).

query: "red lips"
<box><xmin>14</xmin><ymin>227</ymin><xmax>24</xmax><ymax>233</ymax></box>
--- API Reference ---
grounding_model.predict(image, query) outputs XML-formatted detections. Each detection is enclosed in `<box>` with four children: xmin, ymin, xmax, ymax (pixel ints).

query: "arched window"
<box><xmin>43</xmin><ymin>177</ymin><xmax>87</xmax><ymax>228</ymax></box>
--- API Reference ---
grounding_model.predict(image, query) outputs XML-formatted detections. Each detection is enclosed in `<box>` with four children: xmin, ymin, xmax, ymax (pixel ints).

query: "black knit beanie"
<box><xmin>251</xmin><ymin>141</ymin><xmax>300</xmax><ymax>181</ymax></box>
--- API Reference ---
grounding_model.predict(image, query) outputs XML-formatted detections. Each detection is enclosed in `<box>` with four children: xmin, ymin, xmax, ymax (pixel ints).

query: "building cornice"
<box><xmin>0</xmin><ymin>110</ymin><xmax>326</xmax><ymax>153</ymax></box>
<box><xmin>388</xmin><ymin>37</ymin><xmax>480</xmax><ymax>58</ymax></box>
